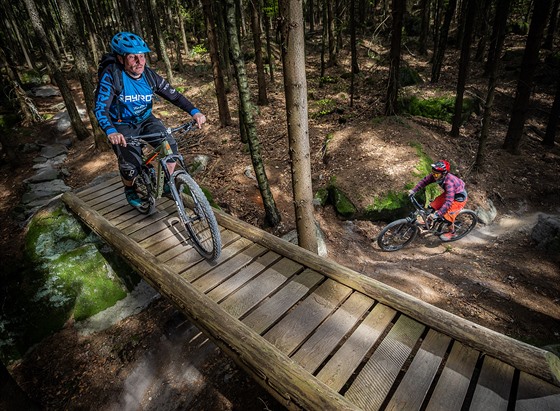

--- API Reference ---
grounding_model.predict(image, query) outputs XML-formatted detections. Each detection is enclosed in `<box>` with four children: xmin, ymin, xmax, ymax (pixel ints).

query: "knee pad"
<box><xmin>119</xmin><ymin>161</ymin><xmax>138</xmax><ymax>182</ymax></box>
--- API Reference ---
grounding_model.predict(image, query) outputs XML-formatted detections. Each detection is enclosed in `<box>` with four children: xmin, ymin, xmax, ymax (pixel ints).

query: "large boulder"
<box><xmin>531</xmin><ymin>214</ymin><xmax>560</xmax><ymax>256</ymax></box>
<box><xmin>0</xmin><ymin>201</ymin><xmax>139</xmax><ymax>360</ymax></box>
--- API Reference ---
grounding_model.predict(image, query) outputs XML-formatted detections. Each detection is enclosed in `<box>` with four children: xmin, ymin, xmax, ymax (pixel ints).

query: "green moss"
<box><xmin>314</xmin><ymin>188</ymin><xmax>329</xmax><ymax>206</ymax></box>
<box><xmin>25</xmin><ymin>207</ymin><xmax>88</xmax><ymax>263</ymax></box>
<box><xmin>400</xmin><ymin>95</ymin><xmax>476</xmax><ymax>125</ymax></box>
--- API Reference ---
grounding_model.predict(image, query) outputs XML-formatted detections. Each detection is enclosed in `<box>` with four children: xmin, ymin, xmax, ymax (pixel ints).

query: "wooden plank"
<box><xmin>219</xmin><ymin>257</ymin><xmax>303</xmax><ymax>319</ymax></box>
<box><xmin>516</xmin><ymin>372</ymin><xmax>560</xmax><ymax>411</ymax></box>
<box><xmin>291</xmin><ymin>291</ymin><xmax>374</xmax><ymax>374</ymax></box>
<box><xmin>344</xmin><ymin>315</ymin><xmax>425</xmax><ymax>411</ymax></box>
<box><xmin>469</xmin><ymin>356</ymin><xmax>515</xmax><ymax>411</ymax></box>
<box><xmin>85</xmin><ymin>188</ymin><xmax>124</xmax><ymax>207</ymax></box>
<box><xmin>212</xmin><ymin>207</ymin><xmax>560</xmax><ymax>387</ymax></box>
<box><xmin>385</xmin><ymin>329</ymin><xmax>451</xmax><ymax>411</ymax></box>
<box><xmin>207</xmin><ymin>250</ymin><xmax>281</xmax><ymax>303</ymax></box>
<box><xmin>263</xmin><ymin>278</ymin><xmax>353</xmax><ymax>356</ymax></box>
<box><xmin>129</xmin><ymin>203</ymin><xmax>179</xmax><ymax>242</ymax></box>
<box><xmin>191</xmin><ymin>241</ymin><xmax>264</xmax><ymax>291</ymax></box>
<box><xmin>78</xmin><ymin>176</ymin><xmax>121</xmax><ymax>200</ymax></box>
<box><xmin>425</xmin><ymin>341</ymin><xmax>479</xmax><ymax>411</ymax></box>
<box><xmin>162</xmin><ymin>228</ymin><xmax>237</xmax><ymax>271</ymax></box>
<box><xmin>121</xmin><ymin>199</ymin><xmax>175</xmax><ymax>236</ymax></box>
<box><xmin>95</xmin><ymin>198</ymin><xmax>128</xmax><ymax>216</ymax></box>
<box><xmin>317</xmin><ymin>303</ymin><xmax>397</xmax><ymax>392</ymax></box>
<box><xmin>242</xmin><ymin>269</ymin><xmax>325</xmax><ymax>335</ymax></box>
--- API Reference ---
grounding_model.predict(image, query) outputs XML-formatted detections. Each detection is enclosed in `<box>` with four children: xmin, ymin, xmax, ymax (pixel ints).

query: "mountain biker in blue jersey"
<box><xmin>94</xmin><ymin>32</ymin><xmax>206</xmax><ymax>208</ymax></box>
<box><xmin>408</xmin><ymin>160</ymin><xmax>468</xmax><ymax>241</ymax></box>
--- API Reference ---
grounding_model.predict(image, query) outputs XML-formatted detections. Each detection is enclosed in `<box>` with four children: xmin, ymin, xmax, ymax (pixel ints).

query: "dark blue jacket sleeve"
<box><xmin>94</xmin><ymin>67</ymin><xmax>119</xmax><ymax>136</ymax></box>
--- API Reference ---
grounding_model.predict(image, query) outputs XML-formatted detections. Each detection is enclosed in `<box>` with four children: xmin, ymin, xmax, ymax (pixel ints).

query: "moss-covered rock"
<box><xmin>329</xmin><ymin>186</ymin><xmax>357</xmax><ymax>218</ymax></box>
<box><xmin>0</xmin><ymin>201</ymin><xmax>138</xmax><ymax>361</ymax></box>
<box><xmin>400</xmin><ymin>95</ymin><xmax>477</xmax><ymax>125</ymax></box>
<box><xmin>314</xmin><ymin>187</ymin><xmax>330</xmax><ymax>207</ymax></box>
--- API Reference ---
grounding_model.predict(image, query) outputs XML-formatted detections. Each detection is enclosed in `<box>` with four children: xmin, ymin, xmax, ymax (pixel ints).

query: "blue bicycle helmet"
<box><xmin>110</xmin><ymin>32</ymin><xmax>151</xmax><ymax>55</ymax></box>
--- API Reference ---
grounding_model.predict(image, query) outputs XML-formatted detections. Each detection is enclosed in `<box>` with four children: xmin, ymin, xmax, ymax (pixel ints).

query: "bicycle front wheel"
<box><xmin>377</xmin><ymin>219</ymin><xmax>419</xmax><ymax>251</ymax></box>
<box><xmin>172</xmin><ymin>172</ymin><xmax>221</xmax><ymax>261</ymax></box>
<box><xmin>449</xmin><ymin>209</ymin><xmax>477</xmax><ymax>241</ymax></box>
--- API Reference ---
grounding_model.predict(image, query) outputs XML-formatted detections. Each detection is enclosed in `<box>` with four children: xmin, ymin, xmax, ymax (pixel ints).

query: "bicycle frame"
<box><xmin>125</xmin><ymin>122</ymin><xmax>196</xmax><ymax>200</ymax></box>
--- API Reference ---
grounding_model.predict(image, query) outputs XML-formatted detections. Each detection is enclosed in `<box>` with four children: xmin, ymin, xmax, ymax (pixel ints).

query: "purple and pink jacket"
<box><xmin>411</xmin><ymin>173</ymin><xmax>466</xmax><ymax>216</ymax></box>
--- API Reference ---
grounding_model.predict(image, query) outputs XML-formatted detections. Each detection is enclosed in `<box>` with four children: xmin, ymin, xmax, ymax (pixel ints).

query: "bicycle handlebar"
<box><xmin>124</xmin><ymin>120</ymin><xmax>198</xmax><ymax>144</ymax></box>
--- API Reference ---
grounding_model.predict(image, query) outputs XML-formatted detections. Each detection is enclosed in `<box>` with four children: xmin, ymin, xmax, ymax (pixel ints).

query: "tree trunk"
<box><xmin>263</xmin><ymin>5</ymin><xmax>275</xmax><ymax>83</ymax></box>
<box><xmin>418</xmin><ymin>0</ymin><xmax>430</xmax><ymax>55</ymax></box>
<box><xmin>250</xmin><ymin>0</ymin><xmax>269</xmax><ymax>105</ymax></box>
<box><xmin>544</xmin><ymin>75</ymin><xmax>560</xmax><ymax>147</ymax></box>
<box><xmin>544</xmin><ymin>0</ymin><xmax>560</xmax><ymax>49</ymax></box>
<box><xmin>431</xmin><ymin>0</ymin><xmax>457</xmax><ymax>83</ymax></box>
<box><xmin>148</xmin><ymin>0</ymin><xmax>173</xmax><ymax>82</ymax></box>
<box><xmin>327</xmin><ymin>0</ymin><xmax>337</xmax><ymax>66</ymax></box>
<box><xmin>202</xmin><ymin>0</ymin><xmax>232</xmax><ymax>128</ymax></box>
<box><xmin>503</xmin><ymin>0</ymin><xmax>552</xmax><ymax>154</ymax></box>
<box><xmin>385</xmin><ymin>0</ymin><xmax>405</xmax><ymax>116</ymax></box>
<box><xmin>451</xmin><ymin>0</ymin><xmax>477</xmax><ymax>137</ymax></box>
<box><xmin>23</xmin><ymin>0</ymin><xmax>90</xmax><ymax>141</ymax></box>
<box><xmin>57</xmin><ymin>0</ymin><xmax>107</xmax><ymax>149</ymax></box>
<box><xmin>484</xmin><ymin>0</ymin><xmax>510</xmax><ymax>76</ymax></box>
<box><xmin>225</xmin><ymin>0</ymin><xmax>281</xmax><ymax>227</ymax></box>
<box><xmin>475</xmin><ymin>0</ymin><xmax>511</xmax><ymax>170</ymax></box>
<box><xmin>279</xmin><ymin>0</ymin><xmax>319</xmax><ymax>254</ymax></box>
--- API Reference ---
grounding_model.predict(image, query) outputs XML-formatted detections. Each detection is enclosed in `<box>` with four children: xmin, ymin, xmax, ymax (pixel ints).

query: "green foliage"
<box><xmin>319</xmin><ymin>76</ymin><xmax>338</xmax><ymax>86</ymax></box>
<box><xmin>400</xmin><ymin>95</ymin><xmax>477</xmax><ymax>125</ymax></box>
<box><xmin>402</xmin><ymin>96</ymin><xmax>455</xmax><ymax>122</ymax></box>
<box><xmin>399</xmin><ymin>66</ymin><xmax>423</xmax><ymax>87</ymax></box>
<box><xmin>192</xmin><ymin>44</ymin><xmax>208</xmax><ymax>55</ymax></box>
<box><xmin>312</xmin><ymin>98</ymin><xmax>336</xmax><ymax>118</ymax></box>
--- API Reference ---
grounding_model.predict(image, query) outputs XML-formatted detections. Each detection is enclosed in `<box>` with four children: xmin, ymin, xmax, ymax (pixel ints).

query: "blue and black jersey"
<box><xmin>94</xmin><ymin>65</ymin><xmax>200</xmax><ymax>136</ymax></box>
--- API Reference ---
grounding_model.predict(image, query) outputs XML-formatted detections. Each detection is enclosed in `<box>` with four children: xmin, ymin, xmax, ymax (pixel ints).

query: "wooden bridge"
<box><xmin>61</xmin><ymin>176</ymin><xmax>560</xmax><ymax>411</ymax></box>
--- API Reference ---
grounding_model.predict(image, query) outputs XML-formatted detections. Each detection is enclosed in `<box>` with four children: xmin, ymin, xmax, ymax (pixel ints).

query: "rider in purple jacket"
<box><xmin>409</xmin><ymin>160</ymin><xmax>468</xmax><ymax>241</ymax></box>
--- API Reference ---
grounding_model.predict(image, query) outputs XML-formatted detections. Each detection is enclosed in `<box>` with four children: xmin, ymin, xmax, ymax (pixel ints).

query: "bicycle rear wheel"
<box><xmin>172</xmin><ymin>172</ymin><xmax>221</xmax><ymax>261</ymax></box>
<box><xmin>134</xmin><ymin>170</ymin><xmax>156</xmax><ymax>214</ymax></box>
<box><xmin>447</xmin><ymin>209</ymin><xmax>477</xmax><ymax>241</ymax></box>
<box><xmin>377</xmin><ymin>219</ymin><xmax>419</xmax><ymax>251</ymax></box>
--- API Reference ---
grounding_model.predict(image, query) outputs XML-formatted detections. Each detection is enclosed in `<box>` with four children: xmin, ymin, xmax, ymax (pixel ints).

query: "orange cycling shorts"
<box><xmin>430</xmin><ymin>193</ymin><xmax>467</xmax><ymax>223</ymax></box>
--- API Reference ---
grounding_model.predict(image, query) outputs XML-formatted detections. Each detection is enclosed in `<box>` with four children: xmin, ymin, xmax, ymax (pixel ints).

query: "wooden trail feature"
<box><xmin>62</xmin><ymin>176</ymin><xmax>560</xmax><ymax>411</ymax></box>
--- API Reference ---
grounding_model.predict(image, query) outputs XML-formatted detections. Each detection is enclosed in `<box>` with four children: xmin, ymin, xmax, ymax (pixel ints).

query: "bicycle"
<box><xmin>119</xmin><ymin>121</ymin><xmax>221</xmax><ymax>261</ymax></box>
<box><xmin>377</xmin><ymin>194</ymin><xmax>477</xmax><ymax>251</ymax></box>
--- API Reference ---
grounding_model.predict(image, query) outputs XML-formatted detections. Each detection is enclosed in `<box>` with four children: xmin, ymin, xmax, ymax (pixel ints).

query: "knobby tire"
<box><xmin>134</xmin><ymin>170</ymin><xmax>156</xmax><ymax>215</ymax></box>
<box><xmin>377</xmin><ymin>219</ymin><xmax>419</xmax><ymax>251</ymax></box>
<box><xmin>173</xmin><ymin>172</ymin><xmax>221</xmax><ymax>261</ymax></box>
<box><xmin>446</xmin><ymin>209</ymin><xmax>477</xmax><ymax>241</ymax></box>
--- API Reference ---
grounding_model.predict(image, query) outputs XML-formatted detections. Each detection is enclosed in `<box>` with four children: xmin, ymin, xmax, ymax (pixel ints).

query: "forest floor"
<box><xmin>2</xmin><ymin>32</ymin><xmax>560</xmax><ymax>409</ymax></box>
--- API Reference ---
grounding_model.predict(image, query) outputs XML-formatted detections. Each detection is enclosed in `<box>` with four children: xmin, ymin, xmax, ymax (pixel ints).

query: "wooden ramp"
<box><xmin>62</xmin><ymin>176</ymin><xmax>560</xmax><ymax>411</ymax></box>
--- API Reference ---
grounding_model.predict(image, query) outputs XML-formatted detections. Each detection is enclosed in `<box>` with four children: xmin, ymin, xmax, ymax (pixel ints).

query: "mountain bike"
<box><xmin>377</xmin><ymin>194</ymin><xmax>477</xmax><ymax>251</ymax></box>
<box><xmin>121</xmin><ymin>121</ymin><xmax>221</xmax><ymax>261</ymax></box>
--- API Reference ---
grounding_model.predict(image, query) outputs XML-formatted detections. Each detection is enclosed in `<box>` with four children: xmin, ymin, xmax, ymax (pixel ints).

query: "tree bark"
<box><xmin>148</xmin><ymin>0</ymin><xmax>173</xmax><ymax>82</ymax></box>
<box><xmin>279</xmin><ymin>0</ymin><xmax>318</xmax><ymax>254</ymax></box>
<box><xmin>225</xmin><ymin>0</ymin><xmax>281</xmax><ymax>227</ymax></box>
<box><xmin>385</xmin><ymin>0</ymin><xmax>405</xmax><ymax>116</ymax></box>
<box><xmin>431</xmin><ymin>0</ymin><xmax>457</xmax><ymax>83</ymax></box>
<box><xmin>544</xmin><ymin>75</ymin><xmax>560</xmax><ymax>147</ymax></box>
<box><xmin>476</xmin><ymin>0</ymin><xmax>511</xmax><ymax>170</ymax></box>
<box><xmin>503</xmin><ymin>0</ymin><xmax>552</xmax><ymax>154</ymax></box>
<box><xmin>57</xmin><ymin>0</ymin><xmax>107</xmax><ymax>149</ymax></box>
<box><xmin>451</xmin><ymin>0</ymin><xmax>477</xmax><ymax>137</ymax></box>
<box><xmin>202</xmin><ymin>0</ymin><xmax>232</xmax><ymax>127</ymax></box>
<box><xmin>22</xmin><ymin>0</ymin><xmax>90</xmax><ymax>141</ymax></box>
<box><xmin>250</xmin><ymin>0</ymin><xmax>269</xmax><ymax>105</ymax></box>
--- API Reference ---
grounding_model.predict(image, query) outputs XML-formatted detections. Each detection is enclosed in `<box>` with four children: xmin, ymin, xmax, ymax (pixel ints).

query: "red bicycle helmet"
<box><xmin>431</xmin><ymin>160</ymin><xmax>450</xmax><ymax>174</ymax></box>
